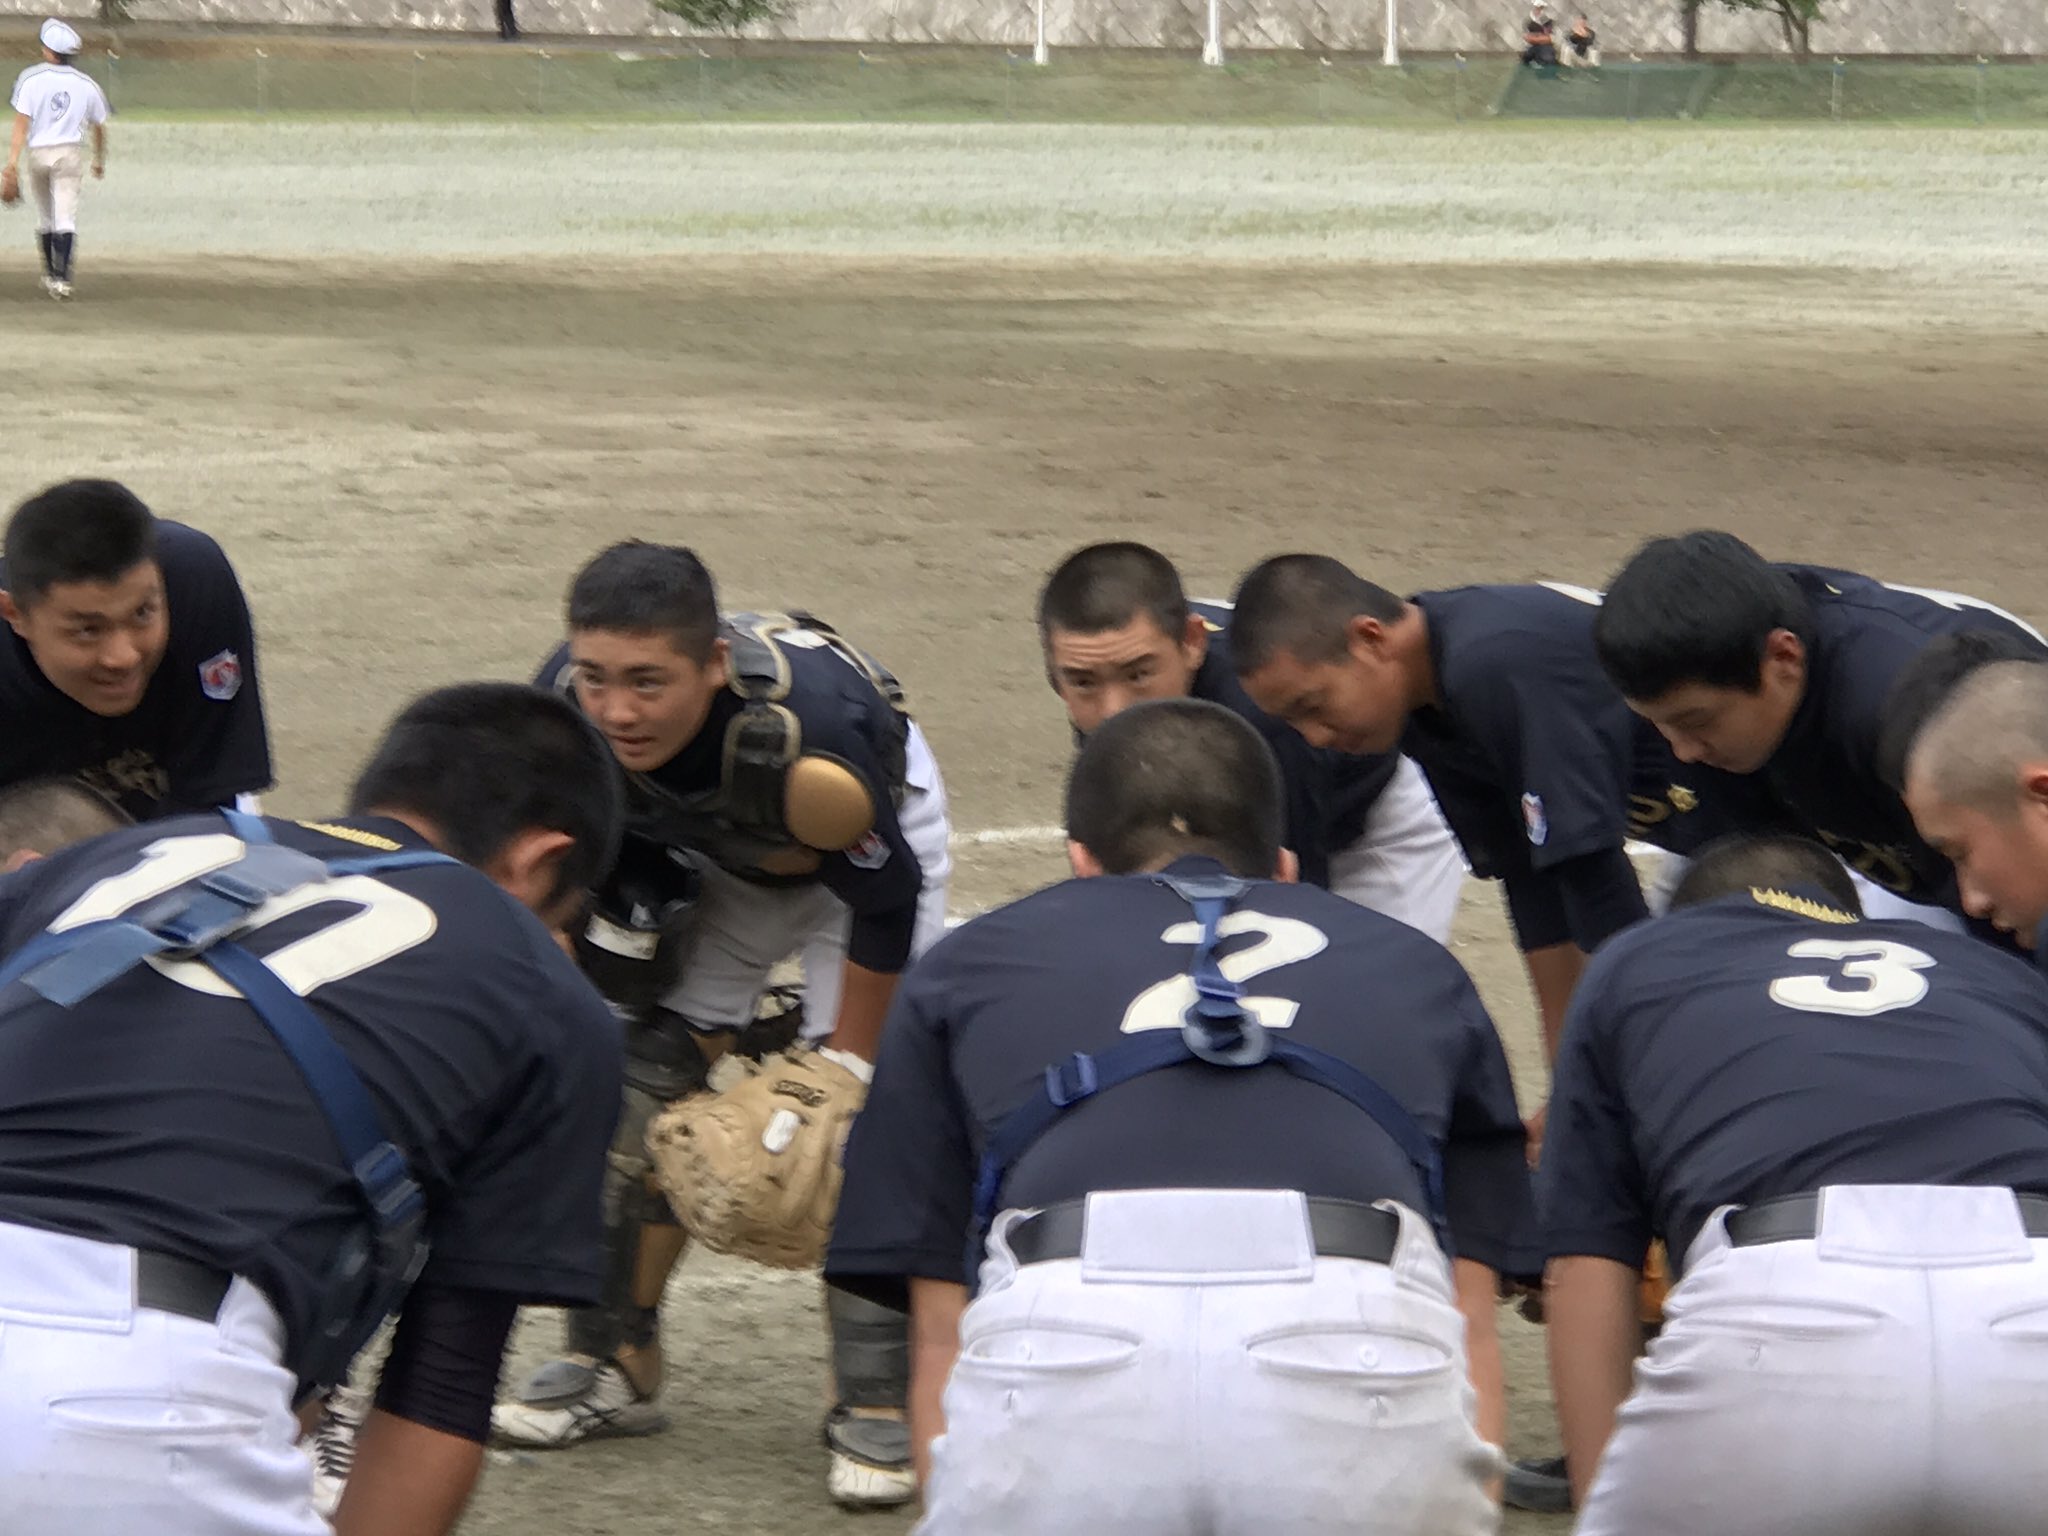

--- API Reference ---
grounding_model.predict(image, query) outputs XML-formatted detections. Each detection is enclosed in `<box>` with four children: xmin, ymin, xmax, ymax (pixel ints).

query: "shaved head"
<box><xmin>1908</xmin><ymin>660</ymin><xmax>2048</xmax><ymax>815</ymax></box>
<box><xmin>1904</xmin><ymin>658</ymin><xmax>2048</xmax><ymax>942</ymax></box>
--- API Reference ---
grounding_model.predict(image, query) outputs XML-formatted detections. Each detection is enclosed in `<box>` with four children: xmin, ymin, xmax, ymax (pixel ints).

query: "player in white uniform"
<box><xmin>4</xmin><ymin>20</ymin><xmax>109</xmax><ymax>300</ymax></box>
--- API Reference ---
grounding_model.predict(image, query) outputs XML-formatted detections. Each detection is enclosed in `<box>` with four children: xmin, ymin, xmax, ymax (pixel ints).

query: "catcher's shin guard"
<box><xmin>824</xmin><ymin>1284</ymin><xmax>915</xmax><ymax>1509</ymax></box>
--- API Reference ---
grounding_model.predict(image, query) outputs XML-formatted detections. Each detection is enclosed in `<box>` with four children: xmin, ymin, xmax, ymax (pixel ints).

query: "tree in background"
<box><xmin>1681</xmin><ymin>0</ymin><xmax>1701</xmax><ymax>59</ymax></box>
<box><xmin>1714</xmin><ymin>0</ymin><xmax>1822</xmax><ymax>59</ymax></box>
<box><xmin>652</xmin><ymin>0</ymin><xmax>794</xmax><ymax>36</ymax></box>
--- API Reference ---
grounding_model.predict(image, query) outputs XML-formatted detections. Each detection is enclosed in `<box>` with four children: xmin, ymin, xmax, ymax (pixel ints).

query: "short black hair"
<box><xmin>1668</xmin><ymin>834</ymin><xmax>1861</xmax><ymax>914</ymax></box>
<box><xmin>1065</xmin><ymin>698</ymin><xmax>1284</xmax><ymax>877</ymax></box>
<box><xmin>348</xmin><ymin>682</ymin><xmax>623</xmax><ymax>906</ymax></box>
<box><xmin>566</xmin><ymin>542</ymin><xmax>720</xmax><ymax>664</ymax></box>
<box><xmin>3</xmin><ymin>480</ymin><xmax>159</xmax><ymax>608</ymax></box>
<box><xmin>1875</xmin><ymin>630</ymin><xmax>2048</xmax><ymax>793</ymax></box>
<box><xmin>1593</xmin><ymin>532</ymin><xmax>1815</xmax><ymax>702</ymax></box>
<box><xmin>0</xmin><ymin>777</ymin><xmax>129</xmax><ymax>863</ymax></box>
<box><xmin>1037</xmin><ymin>542</ymin><xmax>1189</xmax><ymax>645</ymax></box>
<box><xmin>1229</xmin><ymin>554</ymin><xmax>1406</xmax><ymax>676</ymax></box>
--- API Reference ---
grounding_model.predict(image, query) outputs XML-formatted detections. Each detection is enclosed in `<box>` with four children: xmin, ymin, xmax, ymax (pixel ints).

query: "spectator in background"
<box><xmin>1522</xmin><ymin>2</ymin><xmax>1560</xmax><ymax>66</ymax></box>
<box><xmin>1566</xmin><ymin>13</ymin><xmax>1600</xmax><ymax>66</ymax></box>
<box><xmin>495</xmin><ymin>0</ymin><xmax>520</xmax><ymax>41</ymax></box>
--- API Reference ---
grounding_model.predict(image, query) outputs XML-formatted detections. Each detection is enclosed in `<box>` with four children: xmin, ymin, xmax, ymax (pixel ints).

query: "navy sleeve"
<box><xmin>825</xmin><ymin>969</ymin><xmax>976</xmax><ymax>1308</ymax></box>
<box><xmin>1554</xmin><ymin>849</ymin><xmax>1649</xmax><ymax>952</ymax></box>
<box><xmin>159</xmin><ymin>542</ymin><xmax>272</xmax><ymax>811</ymax></box>
<box><xmin>817</xmin><ymin>761</ymin><xmax>924</xmax><ymax>974</ymax></box>
<box><xmin>1442</xmin><ymin>989</ymin><xmax>1543</xmax><ymax>1279</ymax></box>
<box><xmin>415</xmin><ymin>935</ymin><xmax>624</xmax><ymax>1303</ymax></box>
<box><xmin>1502</xmin><ymin>868</ymin><xmax>1570</xmax><ymax>953</ymax></box>
<box><xmin>1537</xmin><ymin>954</ymin><xmax>1653</xmax><ymax>1267</ymax></box>
<box><xmin>1451</xmin><ymin>641</ymin><xmax>1630</xmax><ymax>871</ymax></box>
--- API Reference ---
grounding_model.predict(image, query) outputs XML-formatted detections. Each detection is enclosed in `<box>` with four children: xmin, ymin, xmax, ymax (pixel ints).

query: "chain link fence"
<box><xmin>60</xmin><ymin>45</ymin><xmax>2048</xmax><ymax>121</ymax></box>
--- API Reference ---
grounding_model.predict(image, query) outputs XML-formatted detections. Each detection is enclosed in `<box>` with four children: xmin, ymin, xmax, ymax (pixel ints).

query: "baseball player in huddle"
<box><xmin>1542</xmin><ymin>833</ymin><xmax>2048</xmax><ymax>1532</ymax></box>
<box><xmin>1038</xmin><ymin>542</ymin><xmax>1466</xmax><ymax>942</ymax></box>
<box><xmin>1</xmin><ymin>480</ymin><xmax>272</xmax><ymax>819</ymax></box>
<box><xmin>1906</xmin><ymin>659</ymin><xmax>2048</xmax><ymax>966</ymax></box>
<box><xmin>0</xmin><ymin>685</ymin><xmax>625</xmax><ymax>1536</ymax></box>
<box><xmin>3</xmin><ymin>19</ymin><xmax>108</xmax><ymax>300</ymax></box>
<box><xmin>828</xmin><ymin>699</ymin><xmax>1540</xmax><ymax>1534</ymax></box>
<box><xmin>1227</xmin><ymin>554</ymin><xmax>1756</xmax><ymax>1061</ymax></box>
<box><xmin>489</xmin><ymin>541</ymin><xmax>951</xmax><ymax>1508</ymax></box>
<box><xmin>1594</xmin><ymin>530</ymin><xmax>2048</xmax><ymax>931</ymax></box>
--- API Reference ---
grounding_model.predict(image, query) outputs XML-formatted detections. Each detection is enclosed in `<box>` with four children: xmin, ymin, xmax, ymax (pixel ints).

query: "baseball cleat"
<box><xmin>306</xmin><ymin>1383</ymin><xmax>369</xmax><ymax>1518</ymax></box>
<box><xmin>823</xmin><ymin>1405</ymin><xmax>918</xmax><ymax>1508</ymax></box>
<box><xmin>49</xmin><ymin>280</ymin><xmax>72</xmax><ymax>300</ymax></box>
<box><xmin>490</xmin><ymin>1358</ymin><xmax>668</xmax><ymax>1448</ymax></box>
<box><xmin>1504</xmin><ymin>1453</ymin><xmax>1574</xmax><ymax>1514</ymax></box>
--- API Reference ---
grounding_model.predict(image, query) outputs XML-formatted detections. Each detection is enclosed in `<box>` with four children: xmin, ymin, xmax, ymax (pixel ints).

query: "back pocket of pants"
<box><xmin>956</xmin><ymin>1321</ymin><xmax>1142</xmax><ymax>1377</ymax></box>
<box><xmin>48</xmin><ymin>1392</ymin><xmax>268</xmax><ymax>1443</ymax></box>
<box><xmin>1246</xmin><ymin>1324</ymin><xmax>1454</xmax><ymax>1383</ymax></box>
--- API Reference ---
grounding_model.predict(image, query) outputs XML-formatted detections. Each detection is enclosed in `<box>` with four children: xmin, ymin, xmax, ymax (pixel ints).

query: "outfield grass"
<box><xmin>79</xmin><ymin>119</ymin><xmax>2048</xmax><ymax>285</ymax></box>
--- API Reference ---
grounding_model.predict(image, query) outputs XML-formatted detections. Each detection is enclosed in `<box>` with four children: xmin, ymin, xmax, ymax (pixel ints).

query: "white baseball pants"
<box><xmin>1580</xmin><ymin>1184</ymin><xmax>2048</xmax><ymax>1536</ymax></box>
<box><xmin>0</xmin><ymin>1221</ymin><xmax>326</xmax><ymax>1536</ymax></box>
<box><xmin>917</xmin><ymin>1189</ymin><xmax>1502</xmax><ymax>1536</ymax></box>
<box><xmin>1328</xmin><ymin>755</ymin><xmax>1467</xmax><ymax>945</ymax></box>
<box><xmin>26</xmin><ymin>143</ymin><xmax>85</xmax><ymax>234</ymax></box>
<box><xmin>660</xmin><ymin>719</ymin><xmax>953</xmax><ymax>1034</ymax></box>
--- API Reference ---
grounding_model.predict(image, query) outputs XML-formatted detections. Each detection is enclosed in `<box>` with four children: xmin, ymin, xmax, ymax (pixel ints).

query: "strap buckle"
<box><xmin>1044</xmin><ymin>1052</ymin><xmax>1099</xmax><ymax>1108</ymax></box>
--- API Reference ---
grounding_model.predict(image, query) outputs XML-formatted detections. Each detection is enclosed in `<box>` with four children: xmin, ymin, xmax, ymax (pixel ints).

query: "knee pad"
<box><xmin>825</xmin><ymin>1283</ymin><xmax>909</xmax><ymax>1411</ymax></box>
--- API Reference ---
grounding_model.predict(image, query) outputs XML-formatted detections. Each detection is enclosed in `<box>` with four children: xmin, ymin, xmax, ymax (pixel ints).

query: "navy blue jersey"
<box><xmin>541</xmin><ymin>627</ymin><xmax>925</xmax><ymax>973</ymax></box>
<box><xmin>0</xmin><ymin>521</ymin><xmax>272</xmax><ymax>818</ymax></box>
<box><xmin>1189</xmin><ymin>601</ymin><xmax>1398</xmax><ymax>891</ymax></box>
<box><xmin>0</xmin><ymin>815</ymin><xmax>622</xmax><ymax>1371</ymax></box>
<box><xmin>1758</xmin><ymin>567</ymin><xmax>2046</xmax><ymax>906</ymax></box>
<box><xmin>826</xmin><ymin>857</ymin><xmax>1539</xmax><ymax>1308</ymax></box>
<box><xmin>1542</xmin><ymin>886</ymin><xmax>2048</xmax><ymax>1273</ymax></box>
<box><xmin>1406</xmin><ymin>584</ymin><xmax>1740</xmax><ymax>877</ymax></box>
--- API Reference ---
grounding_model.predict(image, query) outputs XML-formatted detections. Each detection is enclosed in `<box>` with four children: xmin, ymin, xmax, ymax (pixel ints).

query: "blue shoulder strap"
<box><xmin>969</xmin><ymin>872</ymin><xmax>1450</xmax><ymax>1278</ymax></box>
<box><xmin>0</xmin><ymin>811</ymin><xmax>456</xmax><ymax>1386</ymax></box>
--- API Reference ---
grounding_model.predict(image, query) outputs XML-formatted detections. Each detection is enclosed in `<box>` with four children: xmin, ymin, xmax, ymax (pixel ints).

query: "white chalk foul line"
<box><xmin>948</xmin><ymin>824</ymin><xmax>1064</xmax><ymax>848</ymax></box>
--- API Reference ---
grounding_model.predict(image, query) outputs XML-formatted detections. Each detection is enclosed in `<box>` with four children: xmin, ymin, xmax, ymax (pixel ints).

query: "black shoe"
<box><xmin>1504</xmin><ymin>1454</ymin><xmax>1574</xmax><ymax>1514</ymax></box>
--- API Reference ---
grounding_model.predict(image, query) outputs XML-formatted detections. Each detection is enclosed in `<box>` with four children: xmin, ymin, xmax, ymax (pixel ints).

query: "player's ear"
<box><xmin>1346</xmin><ymin>613</ymin><xmax>1385</xmax><ymax>659</ymax></box>
<box><xmin>1271</xmin><ymin>847</ymin><xmax>1300</xmax><ymax>884</ymax></box>
<box><xmin>0</xmin><ymin>591</ymin><xmax>24</xmax><ymax>639</ymax></box>
<box><xmin>704</xmin><ymin>636</ymin><xmax>732</xmax><ymax>690</ymax></box>
<box><xmin>486</xmin><ymin>827</ymin><xmax>578</xmax><ymax>917</ymax></box>
<box><xmin>2019</xmin><ymin>763</ymin><xmax>2048</xmax><ymax>817</ymax></box>
<box><xmin>1180</xmin><ymin>612</ymin><xmax>1211</xmax><ymax>669</ymax></box>
<box><xmin>1067</xmin><ymin>839</ymin><xmax>1105</xmax><ymax>880</ymax></box>
<box><xmin>1762</xmin><ymin>628</ymin><xmax>1807</xmax><ymax>687</ymax></box>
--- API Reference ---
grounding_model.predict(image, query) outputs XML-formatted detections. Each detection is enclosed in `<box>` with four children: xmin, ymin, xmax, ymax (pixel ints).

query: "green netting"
<box><xmin>1494</xmin><ymin>62</ymin><xmax>1715</xmax><ymax>119</ymax></box>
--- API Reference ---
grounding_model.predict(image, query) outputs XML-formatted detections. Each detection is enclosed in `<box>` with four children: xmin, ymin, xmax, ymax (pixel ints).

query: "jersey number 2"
<box><xmin>1119</xmin><ymin>912</ymin><xmax>1329</xmax><ymax>1034</ymax></box>
<box><xmin>1769</xmin><ymin>938</ymin><xmax>1935</xmax><ymax>1018</ymax></box>
<box><xmin>48</xmin><ymin>833</ymin><xmax>437</xmax><ymax>999</ymax></box>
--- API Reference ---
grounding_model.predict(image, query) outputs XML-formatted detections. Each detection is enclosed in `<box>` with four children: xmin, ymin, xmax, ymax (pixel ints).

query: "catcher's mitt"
<box><xmin>647</xmin><ymin>1047</ymin><xmax>867</xmax><ymax>1270</ymax></box>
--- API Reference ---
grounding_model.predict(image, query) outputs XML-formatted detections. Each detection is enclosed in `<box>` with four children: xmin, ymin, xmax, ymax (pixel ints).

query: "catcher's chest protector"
<box><xmin>631</xmin><ymin>612</ymin><xmax>911</xmax><ymax>875</ymax></box>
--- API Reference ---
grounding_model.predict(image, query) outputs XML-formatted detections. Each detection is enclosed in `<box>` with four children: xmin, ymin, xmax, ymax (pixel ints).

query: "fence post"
<box><xmin>1382</xmin><ymin>0</ymin><xmax>1399</xmax><ymax>67</ymax></box>
<box><xmin>1976</xmin><ymin>54</ymin><xmax>1988</xmax><ymax>124</ymax></box>
<box><xmin>535</xmin><ymin>50</ymin><xmax>547</xmax><ymax>114</ymax></box>
<box><xmin>1033</xmin><ymin>0</ymin><xmax>1048</xmax><ymax>66</ymax></box>
<box><xmin>411</xmin><ymin>51</ymin><xmax>423</xmax><ymax>117</ymax></box>
<box><xmin>1829</xmin><ymin>55</ymin><xmax>1844</xmax><ymax>121</ymax></box>
<box><xmin>1453</xmin><ymin>51</ymin><xmax>1465</xmax><ymax>121</ymax></box>
<box><xmin>104</xmin><ymin>48</ymin><xmax>118</xmax><ymax>111</ymax></box>
<box><xmin>255</xmin><ymin>49</ymin><xmax>268</xmax><ymax>113</ymax></box>
<box><xmin>1626</xmin><ymin>53</ymin><xmax>1639</xmax><ymax>121</ymax></box>
<box><xmin>1201</xmin><ymin>0</ymin><xmax>1224</xmax><ymax>67</ymax></box>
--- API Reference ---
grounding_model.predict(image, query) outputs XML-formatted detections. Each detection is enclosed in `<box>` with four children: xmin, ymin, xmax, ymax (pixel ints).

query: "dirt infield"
<box><xmin>7</xmin><ymin>211</ymin><xmax>2047</xmax><ymax>1530</ymax></box>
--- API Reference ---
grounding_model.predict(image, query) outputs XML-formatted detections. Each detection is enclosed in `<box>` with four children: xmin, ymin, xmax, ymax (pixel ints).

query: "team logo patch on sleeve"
<box><xmin>198</xmin><ymin>649</ymin><xmax>243</xmax><ymax>701</ymax></box>
<box><xmin>1521</xmin><ymin>792</ymin><xmax>1548</xmax><ymax>847</ymax></box>
<box><xmin>845</xmin><ymin>831</ymin><xmax>891</xmax><ymax>870</ymax></box>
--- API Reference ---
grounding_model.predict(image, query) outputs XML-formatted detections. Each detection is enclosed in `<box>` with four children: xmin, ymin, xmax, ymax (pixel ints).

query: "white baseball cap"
<box><xmin>40</xmin><ymin>18</ymin><xmax>82</xmax><ymax>54</ymax></box>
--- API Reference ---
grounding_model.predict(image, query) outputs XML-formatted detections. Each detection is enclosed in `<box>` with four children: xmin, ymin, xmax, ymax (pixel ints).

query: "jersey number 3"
<box><xmin>48</xmin><ymin>833</ymin><xmax>436</xmax><ymax>999</ymax></box>
<box><xmin>1120</xmin><ymin>912</ymin><xmax>1329</xmax><ymax>1034</ymax></box>
<box><xmin>1769</xmin><ymin>938</ymin><xmax>1936</xmax><ymax>1019</ymax></box>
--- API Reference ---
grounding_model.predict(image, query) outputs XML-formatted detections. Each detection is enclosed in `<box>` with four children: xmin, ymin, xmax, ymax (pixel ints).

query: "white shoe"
<box><xmin>824</xmin><ymin>1406</ymin><xmax>918</xmax><ymax>1508</ymax></box>
<box><xmin>490</xmin><ymin>1359</ymin><xmax>668</xmax><ymax>1449</ymax></box>
<box><xmin>50</xmin><ymin>279</ymin><xmax>71</xmax><ymax>300</ymax></box>
<box><xmin>39</xmin><ymin>276</ymin><xmax>57</xmax><ymax>297</ymax></box>
<box><xmin>305</xmin><ymin>1384</ymin><xmax>369</xmax><ymax>1518</ymax></box>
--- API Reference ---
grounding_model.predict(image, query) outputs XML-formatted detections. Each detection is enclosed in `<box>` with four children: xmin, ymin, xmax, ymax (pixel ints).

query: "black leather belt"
<box><xmin>1727</xmin><ymin>1190</ymin><xmax>2048</xmax><ymax>1248</ymax></box>
<box><xmin>1007</xmin><ymin>1196</ymin><xmax>1401</xmax><ymax>1268</ymax></box>
<box><xmin>135</xmin><ymin>1250</ymin><xmax>233</xmax><ymax>1323</ymax></box>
